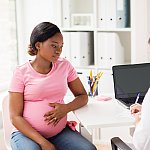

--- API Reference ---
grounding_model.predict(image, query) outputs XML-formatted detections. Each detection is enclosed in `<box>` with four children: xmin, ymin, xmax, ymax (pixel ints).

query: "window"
<box><xmin>0</xmin><ymin>0</ymin><xmax>18</xmax><ymax>91</ymax></box>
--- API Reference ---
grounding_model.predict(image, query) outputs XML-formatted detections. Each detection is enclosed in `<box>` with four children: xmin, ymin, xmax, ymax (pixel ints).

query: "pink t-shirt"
<box><xmin>9</xmin><ymin>58</ymin><xmax>78</xmax><ymax>138</ymax></box>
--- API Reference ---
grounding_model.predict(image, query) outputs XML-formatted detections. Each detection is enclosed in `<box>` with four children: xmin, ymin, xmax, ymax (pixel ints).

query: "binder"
<box><xmin>98</xmin><ymin>0</ymin><xmax>107</xmax><ymax>29</ymax></box>
<box><xmin>98</xmin><ymin>0</ymin><xmax>117</xmax><ymax>29</ymax></box>
<box><xmin>106</xmin><ymin>0</ymin><xmax>116</xmax><ymax>28</ymax></box>
<box><xmin>61</xmin><ymin>32</ymin><xmax>71</xmax><ymax>61</ymax></box>
<box><xmin>107</xmin><ymin>33</ymin><xmax>124</xmax><ymax>68</ymax></box>
<box><xmin>97</xmin><ymin>32</ymin><xmax>124</xmax><ymax>69</ymax></box>
<box><xmin>116</xmin><ymin>0</ymin><xmax>130</xmax><ymax>28</ymax></box>
<box><xmin>62</xmin><ymin>0</ymin><xmax>71</xmax><ymax>28</ymax></box>
<box><xmin>70</xmin><ymin>32</ymin><xmax>94</xmax><ymax>67</ymax></box>
<box><xmin>97</xmin><ymin>32</ymin><xmax>108</xmax><ymax>68</ymax></box>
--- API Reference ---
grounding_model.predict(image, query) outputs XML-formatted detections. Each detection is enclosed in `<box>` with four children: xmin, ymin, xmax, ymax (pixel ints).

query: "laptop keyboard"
<box><xmin>118</xmin><ymin>98</ymin><xmax>136</xmax><ymax>108</ymax></box>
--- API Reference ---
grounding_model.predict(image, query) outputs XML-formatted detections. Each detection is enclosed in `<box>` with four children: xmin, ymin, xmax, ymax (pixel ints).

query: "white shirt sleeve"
<box><xmin>133</xmin><ymin>88</ymin><xmax>150</xmax><ymax>150</ymax></box>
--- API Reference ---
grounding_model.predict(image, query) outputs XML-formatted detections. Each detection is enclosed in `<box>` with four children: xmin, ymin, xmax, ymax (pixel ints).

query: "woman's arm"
<box><xmin>9</xmin><ymin>92</ymin><xmax>56</xmax><ymax>150</ymax></box>
<box><xmin>66</xmin><ymin>77</ymin><xmax>88</xmax><ymax>112</ymax></box>
<box><xmin>44</xmin><ymin>77</ymin><xmax>88</xmax><ymax>125</ymax></box>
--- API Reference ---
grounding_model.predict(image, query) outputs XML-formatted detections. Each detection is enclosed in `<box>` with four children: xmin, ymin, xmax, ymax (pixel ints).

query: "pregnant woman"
<box><xmin>9</xmin><ymin>22</ymin><xmax>97</xmax><ymax>150</ymax></box>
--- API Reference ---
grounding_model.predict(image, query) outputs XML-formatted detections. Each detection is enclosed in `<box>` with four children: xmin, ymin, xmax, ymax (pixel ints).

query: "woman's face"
<box><xmin>37</xmin><ymin>32</ymin><xmax>63</xmax><ymax>63</ymax></box>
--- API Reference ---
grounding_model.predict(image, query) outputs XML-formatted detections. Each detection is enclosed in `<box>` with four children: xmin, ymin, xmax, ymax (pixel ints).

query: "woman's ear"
<box><xmin>35</xmin><ymin>42</ymin><xmax>41</xmax><ymax>50</ymax></box>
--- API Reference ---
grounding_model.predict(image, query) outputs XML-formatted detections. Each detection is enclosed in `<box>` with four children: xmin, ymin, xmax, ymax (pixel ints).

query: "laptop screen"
<box><xmin>112</xmin><ymin>63</ymin><xmax>150</xmax><ymax>106</ymax></box>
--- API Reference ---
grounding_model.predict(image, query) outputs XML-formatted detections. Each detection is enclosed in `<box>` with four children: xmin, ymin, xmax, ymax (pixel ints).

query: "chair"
<box><xmin>2</xmin><ymin>95</ymin><xmax>13</xmax><ymax>150</ymax></box>
<box><xmin>111</xmin><ymin>137</ymin><xmax>132</xmax><ymax>150</ymax></box>
<box><xmin>111</xmin><ymin>126</ymin><xmax>136</xmax><ymax>150</ymax></box>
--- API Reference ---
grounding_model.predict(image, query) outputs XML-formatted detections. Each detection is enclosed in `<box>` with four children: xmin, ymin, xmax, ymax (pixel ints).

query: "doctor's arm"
<box><xmin>133</xmin><ymin>89</ymin><xmax>150</xmax><ymax>150</ymax></box>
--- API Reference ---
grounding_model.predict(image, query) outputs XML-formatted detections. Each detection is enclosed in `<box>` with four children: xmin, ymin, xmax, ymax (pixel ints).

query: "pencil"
<box><xmin>92</xmin><ymin>72</ymin><xmax>103</xmax><ymax>93</ymax></box>
<box><xmin>89</xmin><ymin>69</ymin><xmax>93</xmax><ymax>82</ymax></box>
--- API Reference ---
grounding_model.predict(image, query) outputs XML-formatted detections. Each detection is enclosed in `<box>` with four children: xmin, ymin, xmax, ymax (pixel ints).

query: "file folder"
<box><xmin>98</xmin><ymin>0</ymin><xmax>117</xmax><ymax>29</ymax></box>
<box><xmin>97</xmin><ymin>32</ymin><xmax>108</xmax><ymax>68</ymax></box>
<box><xmin>98</xmin><ymin>0</ymin><xmax>107</xmax><ymax>29</ymax></box>
<box><xmin>62</xmin><ymin>0</ymin><xmax>71</xmax><ymax>28</ymax></box>
<box><xmin>70</xmin><ymin>32</ymin><xmax>94</xmax><ymax>67</ymax></box>
<box><xmin>116</xmin><ymin>0</ymin><xmax>130</xmax><ymax>28</ymax></box>
<box><xmin>107</xmin><ymin>33</ymin><xmax>124</xmax><ymax>68</ymax></box>
<box><xmin>97</xmin><ymin>32</ymin><xmax>124</xmax><ymax>69</ymax></box>
<box><xmin>61</xmin><ymin>32</ymin><xmax>71</xmax><ymax>61</ymax></box>
<box><xmin>106</xmin><ymin>0</ymin><xmax>116</xmax><ymax>28</ymax></box>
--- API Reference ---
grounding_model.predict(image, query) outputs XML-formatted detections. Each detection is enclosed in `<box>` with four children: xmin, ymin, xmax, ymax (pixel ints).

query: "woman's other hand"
<box><xmin>40</xmin><ymin>140</ymin><xmax>56</xmax><ymax>150</ymax></box>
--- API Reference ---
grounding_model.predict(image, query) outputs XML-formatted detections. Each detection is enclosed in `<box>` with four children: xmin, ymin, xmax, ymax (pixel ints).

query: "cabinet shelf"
<box><xmin>61</xmin><ymin>0</ymin><xmax>132</xmax><ymax>69</ymax></box>
<box><xmin>59</xmin><ymin>0</ymin><xmax>149</xmax><ymax>85</ymax></box>
<box><xmin>97</xmin><ymin>28</ymin><xmax>131</xmax><ymax>32</ymax></box>
<box><xmin>62</xmin><ymin>28</ymin><xmax>94</xmax><ymax>32</ymax></box>
<box><xmin>75</xmin><ymin>65</ymin><xmax>97</xmax><ymax>69</ymax></box>
<box><xmin>62</xmin><ymin>28</ymin><xmax>131</xmax><ymax>32</ymax></box>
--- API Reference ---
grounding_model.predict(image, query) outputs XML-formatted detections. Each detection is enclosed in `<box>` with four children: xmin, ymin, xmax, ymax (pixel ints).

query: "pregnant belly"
<box><xmin>23</xmin><ymin>100</ymin><xmax>67</xmax><ymax>138</ymax></box>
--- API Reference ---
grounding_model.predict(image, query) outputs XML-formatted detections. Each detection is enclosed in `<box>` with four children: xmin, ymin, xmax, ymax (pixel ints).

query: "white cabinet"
<box><xmin>16</xmin><ymin>0</ymin><xmax>149</xmax><ymax>66</ymax></box>
<box><xmin>62</xmin><ymin>32</ymin><xmax>94</xmax><ymax>67</ymax></box>
<box><xmin>61</xmin><ymin>0</ymin><xmax>132</xmax><ymax>67</ymax></box>
<box><xmin>60</xmin><ymin>0</ymin><xmax>149</xmax><ymax>65</ymax></box>
<box><xmin>59</xmin><ymin>0</ymin><xmax>149</xmax><ymax>93</ymax></box>
<box><xmin>62</xmin><ymin>0</ymin><xmax>94</xmax><ymax>28</ymax></box>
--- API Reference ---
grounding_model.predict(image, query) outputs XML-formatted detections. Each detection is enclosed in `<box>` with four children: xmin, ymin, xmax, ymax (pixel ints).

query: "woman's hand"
<box><xmin>40</xmin><ymin>139</ymin><xmax>56</xmax><ymax>150</ymax></box>
<box><xmin>44</xmin><ymin>103</ymin><xmax>68</xmax><ymax>126</ymax></box>
<box><xmin>40</xmin><ymin>140</ymin><xmax>56</xmax><ymax>150</ymax></box>
<box><xmin>130</xmin><ymin>103</ymin><xmax>142</xmax><ymax>114</ymax></box>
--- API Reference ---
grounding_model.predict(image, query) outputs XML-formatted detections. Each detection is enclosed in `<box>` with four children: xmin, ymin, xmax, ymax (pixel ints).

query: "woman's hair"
<box><xmin>148</xmin><ymin>38</ymin><xmax>150</xmax><ymax>45</ymax></box>
<box><xmin>28</xmin><ymin>22</ymin><xmax>61</xmax><ymax>56</ymax></box>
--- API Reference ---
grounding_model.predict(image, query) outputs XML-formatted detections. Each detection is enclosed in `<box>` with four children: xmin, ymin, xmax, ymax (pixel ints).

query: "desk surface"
<box><xmin>73</xmin><ymin>97</ymin><xmax>135</xmax><ymax>130</ymax></box>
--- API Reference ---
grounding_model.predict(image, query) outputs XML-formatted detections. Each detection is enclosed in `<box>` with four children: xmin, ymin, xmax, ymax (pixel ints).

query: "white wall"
<box><xmin>147</xmin><ymin>0</ymin><xmax>150</xmax><ymax>60</ymax></box>
<box><xmin>131</xmin><ymin>0</ymin><xmax>150</xmax><ymax>63</ymax></box>
<box><xmin>0</xmin><ymin>0</ymin><xmax>17</xmax><ymax>90</ymax></box>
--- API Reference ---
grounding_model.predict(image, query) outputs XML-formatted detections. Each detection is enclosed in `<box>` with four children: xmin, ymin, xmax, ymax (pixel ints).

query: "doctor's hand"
<box><xmin>44</xmin><ymin>103</ymin><xmax>68</xmax><ymax>126</ymax></box>
<box><xmin>130</xmin><ymin>103</ymin><xmax>142</xmax><ymax>125</ymax></box>
<box><xmin>130</xmin><ymin>103</ymin><xmax>142</xmax><ymax>115</ymax></box>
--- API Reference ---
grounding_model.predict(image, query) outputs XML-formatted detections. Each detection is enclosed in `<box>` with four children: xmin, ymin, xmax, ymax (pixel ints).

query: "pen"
<box><xmin>135</xmin><ymin>93</ymin><xmax>140</xmax><ymax>103</ymax></box>
<box><xmin>88</xmin><ymin>76</ymin><xmax>93</xmax><ymax>96</ymax></box>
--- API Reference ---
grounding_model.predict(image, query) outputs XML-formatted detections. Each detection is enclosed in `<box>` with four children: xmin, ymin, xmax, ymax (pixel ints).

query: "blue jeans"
<box><xmin>11</xmin><ymin>126</ymin><xmax>97</xmax><ymax>150</ymax></box>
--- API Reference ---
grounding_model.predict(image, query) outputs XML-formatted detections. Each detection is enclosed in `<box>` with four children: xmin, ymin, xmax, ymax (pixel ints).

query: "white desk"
<box><xmin>73</xmin><ymin>97</ymin><xmax>135</xmax><ymax>142</ymax></box>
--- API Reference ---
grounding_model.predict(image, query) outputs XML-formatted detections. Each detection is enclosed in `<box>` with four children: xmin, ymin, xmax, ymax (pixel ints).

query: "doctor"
<box><xmin>130</xmin><ymin>38</ymin><xmax>150</xmax><ymax>150</ymax></box>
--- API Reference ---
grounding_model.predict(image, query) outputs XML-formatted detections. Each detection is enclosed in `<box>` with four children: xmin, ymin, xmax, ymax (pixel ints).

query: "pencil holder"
<box><xmin>87</xmin><ymin>76</ymin><xmax>98</xmax><ymax>97</ymax></box>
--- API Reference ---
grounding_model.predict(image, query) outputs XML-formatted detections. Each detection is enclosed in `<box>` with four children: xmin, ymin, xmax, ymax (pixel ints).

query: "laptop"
<box><xmin>112</xmin><ymin>63</ymin><xmax>150</xmax><ymax>108</ymax></box>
